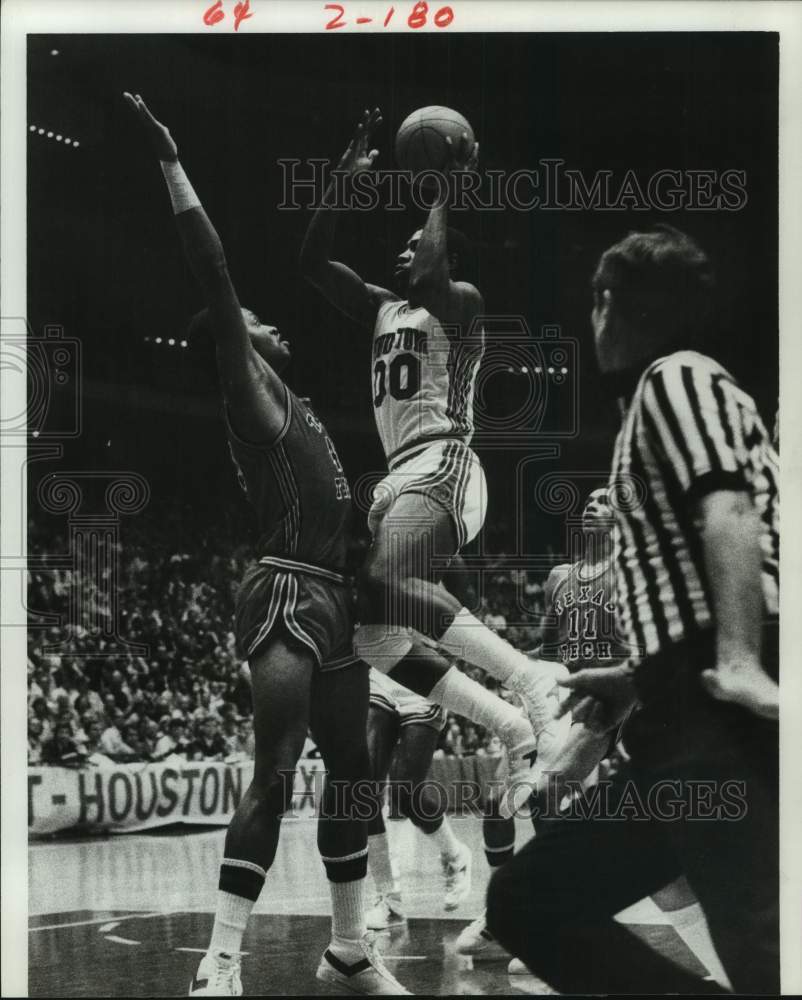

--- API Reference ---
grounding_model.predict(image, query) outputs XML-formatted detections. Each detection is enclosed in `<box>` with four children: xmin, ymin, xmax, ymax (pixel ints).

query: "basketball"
<box><xmin>395</xmin><ymin>106</ymin><xmax>475</xmax><ymax>175</ymax></box>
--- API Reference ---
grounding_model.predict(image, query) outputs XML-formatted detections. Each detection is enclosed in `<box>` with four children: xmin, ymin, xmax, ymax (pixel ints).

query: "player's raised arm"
<box><xmin>124</xmin><ymin>92</ymin><xmax>286</xmax><ymax>443</ymax></box>
<box><xmin>407</xmin><ymin>133</ymin><xmax>483</xmax><ymax>326</ymax></box>
<box><xmin>300</xmin><ymin>108</ymin><xmax>396</xmax><ymax>328</ymax></box>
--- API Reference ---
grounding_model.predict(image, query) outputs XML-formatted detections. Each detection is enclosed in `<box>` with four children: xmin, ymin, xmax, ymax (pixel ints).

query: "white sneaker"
<box><xmin>189</xmin><ymin>951</ymin><xmax>243</xmax><ymax>996</ymax></box>
<box><xmin>508</xmin><ymin>957</ymin><xmax>529</xmax><ymax>974</ymax></box>
<box><xmin>441</xmin><ymin>842</ymin><xmax>472</xmax><ymax>911</ymax></box>
<box><xmin>316</xmin><ymin>932</ymin><xmax>412</xmax><ymax>995</ymax></box>
<box><xmin>511</xmin><ymin>659</ymin><xmax>567</xmax><ymax>737</ymax></box>
<box><xmin>455</xmin><ymin>911</ymin><xmax>510</xmax><ymax>960</ymax></box>
<box><xmin>499</xmin><ymin>735</ymin><xmax>539</xmax><ymax>819</ymax></box>
<box><xmin>366</xmin><ymin>893</ymin><xmax>407</xmax><ymax>931</ymax></box>
<box><xmin>501</xmin><ymin>713</ymin><xmax>574</xmax><ymax>819</ymax></box>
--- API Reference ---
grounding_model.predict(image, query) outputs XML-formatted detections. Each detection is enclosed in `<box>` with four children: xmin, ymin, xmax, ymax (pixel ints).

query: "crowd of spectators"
<box><xmin>27</xmin><ymin>508</ymin><xmax>550</xmax><ymax>768</ymax></box>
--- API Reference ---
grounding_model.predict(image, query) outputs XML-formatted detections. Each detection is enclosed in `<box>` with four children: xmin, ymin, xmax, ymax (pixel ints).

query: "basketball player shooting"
<box><xmin>301</xmin><ymin>108</ymin><xmax>567</xmax><ymax>806</ymax></box>
<box><xmin>124</xmin><ymin>93</ymin><xmax>409</xmax><ymax>997</ymax></box>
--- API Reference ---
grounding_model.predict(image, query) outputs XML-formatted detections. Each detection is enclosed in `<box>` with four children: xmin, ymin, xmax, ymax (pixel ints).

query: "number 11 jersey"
<box><xmin>371</xmin><ymin>299</ymin><xmax>484</xmax><ymax>466</ymax></box>
<box><xmin>545</xmin><ymin>560</ymin><xmax>632</xmax><ymax>670</ymax></box>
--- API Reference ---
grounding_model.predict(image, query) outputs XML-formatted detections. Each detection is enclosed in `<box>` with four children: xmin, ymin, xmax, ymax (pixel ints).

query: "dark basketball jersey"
<box><xmin>544</xmin><ymin>560</ymin><xmax>630</xmax><ymax>670</ymax></box>
<box><xmin>226</xmin><ymin>384</ymin><xmax>352</xmax><ymax>573</ymax></box>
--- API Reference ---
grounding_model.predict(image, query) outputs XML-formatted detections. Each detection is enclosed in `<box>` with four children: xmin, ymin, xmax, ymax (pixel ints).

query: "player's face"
<box><xmin>243</xmin><ymin>309</ymin><xmax>291</xmax><ymax>372</ymax></box>
<box><xmin>394</xmin><ymin>229</ymin><xmax>424</xmax><ymax>289</ymax></box>
<box><xmin>582</xmin><ymin>488</ymin><xmax>613</xmax><ymax>529</ymax></box>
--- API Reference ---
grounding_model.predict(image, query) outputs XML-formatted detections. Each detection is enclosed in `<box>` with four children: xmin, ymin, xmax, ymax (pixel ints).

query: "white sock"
<box><xmin>368</xmin><ymin>832</ymin><xmax>399</xmax><ymax>897</ymax></box>
<box><xmin>428</xmin><ymin>816</ymin><xmax>462</xmax><ymax>861</ymax></box>
<box><xmin>329</xmin><ymin>877</ymin><xmax>367</xmax><ymax>951</ymax></box>
<box><xmin>209</xmin><ymin>890</ymin><xmax>254</xmax><ymax>955</ymax></box>
<box><xmin>439</xmin><ymin>608</ymin><xmax>525</xmax><ymax>682</ymax></box>
<box><xmin>429</xmin><ymin>666</ymin><xmax>533</xmax><ymax>749</ymax></box>
<box><xmin>441</xmin><ymin>609</ymin><xmax>561</xmax><ymax>734</ymax></box>
<box><xmin>670</xmin><ymin>903</ymin><xmax>732</xmax><ymax>989</ymax></box>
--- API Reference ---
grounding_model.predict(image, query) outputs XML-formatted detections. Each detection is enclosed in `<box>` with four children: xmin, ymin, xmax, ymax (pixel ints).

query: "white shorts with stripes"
<box><xmin>369</xmin><ymin>668</ymin><xmax>446</xmax><ymax>731</ymax></box>
<box><xmin>367</xmin><ymin>439</ymin><xmax>487</xmax><ymax>550</ymax></box>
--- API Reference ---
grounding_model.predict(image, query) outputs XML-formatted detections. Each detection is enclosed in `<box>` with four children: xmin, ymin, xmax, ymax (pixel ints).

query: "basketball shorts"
<box><xmin>367</xmin><ymin>439</ymin><xmax>487</xmax><ymax>550</ymax></box>
<box><xmin>235</xmin><ymin>556</ymin><xmax>356</xmax><ymax>671</ymax></box>
<box><xmin>369</xmin><ymin>667</ymin><xmax>446</xmax><ymax>731</ymax></box>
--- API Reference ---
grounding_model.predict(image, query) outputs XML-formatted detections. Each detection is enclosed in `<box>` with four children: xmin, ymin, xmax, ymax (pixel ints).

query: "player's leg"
<box><xmin>357</xmin><ymin>488</ymin><xmax>564</xmax><ymax>740</ymax></box>
<box><xmin>651</xmin><ymin>878</ymin><xmax>732</xmax><ymax>989</ymax></box>
<box><xmin>193</xmin><ymin>633</ymin><xmax>313</xmax><ymax>997</ymax></box>
<box><xmin>391</xmin><ymin>719</ymin><xmax>472</xmax><ymax>910</ymax></box>
<box><xmin>484</xmin><ymin>789</ymin><xmax>719</xmax><ymax>994</ymax></box>
<box><xmin>663</xmin><ymin>717</ymin><xmax>779</xmax><ymax>993</ymax></box>
<box><xmin>364</xmin><ymin>703</ymin><xmax>406</xmax><ymax>929</ymax></box>
<box><xmin>455</xmin><ymin>785</ymin><xmax>516</xmax><ymax>961</ymax></box>
<box><xmin>365</xmin><ymin>635</ymin><xmax>541</xmax><ymax>808</ymax></box>
<box><xmin>310</xmin><ymin>660</ymin><xmax>410</xmax><ymax>996</ymax></box>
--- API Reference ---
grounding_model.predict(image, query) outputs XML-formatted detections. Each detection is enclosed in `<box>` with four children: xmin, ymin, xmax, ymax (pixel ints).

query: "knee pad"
<box><xmin>354</xmin><ymin>623</ymin><xmax>413</xmax><ymax>673</ymax></box>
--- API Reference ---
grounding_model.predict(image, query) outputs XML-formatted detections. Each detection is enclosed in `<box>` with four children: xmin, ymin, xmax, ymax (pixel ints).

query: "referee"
<box><xmin>486</xmin><ymin>226</ymin><xmax>779</xmax><ymax>994</ymax></box>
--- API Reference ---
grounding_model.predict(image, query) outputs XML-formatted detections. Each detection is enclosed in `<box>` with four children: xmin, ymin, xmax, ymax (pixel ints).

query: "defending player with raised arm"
<box><xmin>124</xmin><ymin>93</ymin><xmax>409</xmax><ymax>997</ymax></box>
<box><xmin>301</xmin><ymin>110</ymin><xmax>567</xmax><ymax>808</ymax></box>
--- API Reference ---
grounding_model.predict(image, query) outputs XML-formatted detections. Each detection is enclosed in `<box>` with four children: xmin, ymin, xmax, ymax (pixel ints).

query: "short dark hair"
<box><xmin>593</xmin><ymin>226</ymin><xmax>714</xmax><ymax>343</ymax></box>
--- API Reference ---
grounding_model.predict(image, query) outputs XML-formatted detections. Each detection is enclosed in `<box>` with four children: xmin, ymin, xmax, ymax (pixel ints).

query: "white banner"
<box><xmin>28</xmin><ymin>758</ymin><xmax>326</xmax><ymax>836</ymax></box>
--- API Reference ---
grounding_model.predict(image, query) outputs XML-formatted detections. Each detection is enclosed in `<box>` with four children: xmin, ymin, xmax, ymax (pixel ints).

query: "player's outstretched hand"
<box><xmin>123</xmin><ymin>92</ymin><xmax>178</xmax><ymax>162</ymax></box>
<box><xmin>556</xmin><ymin>663</ymin><xmax>636</xmax><ymax>734</ymax></box>
<box><xmin>445</xmin><ymin>132</ymin><xmax>479</xmax><ymax>174</ymax></box>
<box><xmin>337</xmin><ymin>107</ymin><xmax>382</xmax><ymax>174</ymax></box>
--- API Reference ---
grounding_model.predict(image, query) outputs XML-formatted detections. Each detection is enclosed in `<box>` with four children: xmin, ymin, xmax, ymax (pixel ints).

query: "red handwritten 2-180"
<box><xmin>325</xmin><ymin>3</ymin><xmax>455</xmax><ymax>30</ymax></box>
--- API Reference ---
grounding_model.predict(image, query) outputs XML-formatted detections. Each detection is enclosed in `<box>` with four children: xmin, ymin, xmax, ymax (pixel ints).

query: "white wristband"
<box><xmin>159</xmin><ymin>159</ymin><xmax>201</xmax><ymax>215</ymax></box>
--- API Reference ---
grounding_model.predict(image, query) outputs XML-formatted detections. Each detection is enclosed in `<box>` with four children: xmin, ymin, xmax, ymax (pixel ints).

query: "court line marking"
<box><xmin>29</xmin><ymin>911</ymin><xmax>173</xmax><ymax>932</ymax></box>
<box><xmin>104</xmin><ymin>934</ymin><xmax>141</xmax><ymax>946</ymax></box>
<box><xmin>175</xmin><ymin>948</ymin><xmax>251</xmax><ymax>955</ymax></box>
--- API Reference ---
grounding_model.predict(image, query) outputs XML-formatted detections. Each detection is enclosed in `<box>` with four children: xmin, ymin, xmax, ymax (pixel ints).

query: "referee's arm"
<box><xmin>642</xmin><ymin>359</ymin><xmax>779</xmax><ymax>718</ymax></box>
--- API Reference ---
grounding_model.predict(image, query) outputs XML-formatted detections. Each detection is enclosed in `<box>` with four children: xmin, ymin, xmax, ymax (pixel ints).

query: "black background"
<box><xmin>27</xmin><ymin>31</ymin><xmax>778</xmax><ymax>555</ymax></box>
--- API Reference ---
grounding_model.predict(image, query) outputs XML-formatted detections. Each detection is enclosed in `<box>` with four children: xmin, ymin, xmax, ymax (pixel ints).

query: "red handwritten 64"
<box><xmin>203</xmin><ymin>0</ymin><xmax>254</xmax><ymax>31</ymax></box>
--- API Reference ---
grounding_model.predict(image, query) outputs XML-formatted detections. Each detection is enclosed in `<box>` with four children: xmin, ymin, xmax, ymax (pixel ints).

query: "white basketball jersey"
<box><xmin>372</xmin><ymin>299</ymin><xmax>483</xmax><ymax>465</ymax></box>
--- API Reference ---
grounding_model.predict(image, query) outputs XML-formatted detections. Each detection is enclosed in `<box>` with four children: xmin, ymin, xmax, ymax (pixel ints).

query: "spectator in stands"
<box><xmin>152</xmin><ymin>717</ymin><xmax>191</xmax><ymax>761</ymax></box>
<box><xmin>461</xmin><ymin>723</ymin><xmax>482</xmax><ymax>756</ymax></box>
<box><xmin>101</xmin><ymin>693</ymin><xmax>120</xmax><ymax>728</ymax></box>
<box><xmin>235</xmin><ymin>718</ymin><xmax>256</xmax><ymax>759</ymax></box>
<box><xmin>29</xmin><ymin>697</ymin><xmax>54</xmax><ymax>742</ymax></box>
<box><xmin>218</xmin><ymin>706</ymin><xmax>242</xmax><ymax>755</ymax></box>
<box><xmin>41</xmin><ymin>721</ymin><xmax>85</xmax><ymax>767</ymax></box>
<box><xmin>440</xmin><ymin>717</ymin><xmax>465</xmax><ymax>757</ymax></box>
<box><xmin>28</xmin><ymin>506</ymin><xmax>550</xmax><ymax>766</ymax></box>
<box><xmin>189</xmin><ymin>715</ymin><xmax>227</xmax><ymax>761</ymax></box>
<box><xmin>483</xmin><ymin>598</ymin><xmax>507</xmax><ymax>634</ymax></box>
<box><xmin>81</xmin><ymin>719</ymin><xmax>115</xmax><ymax>767</ymax></box>
<box><xmin>99</xmin><ymin>709</ymin><xmax>135</xmax><ymax>759</ymax></box>
<box><xmin>53</xmin><ymin>692</ymin><xmax>79</xmax><ymax>735</ymax></box>
<box><xmin>28</xmin><ymin>718</ymin><xmax>45</xmax><ymax>765</ymax></box>
<box><xmin>121</xmin><ymin>718</ymin><xmax>147</xmax><ymax>760</ymax></box>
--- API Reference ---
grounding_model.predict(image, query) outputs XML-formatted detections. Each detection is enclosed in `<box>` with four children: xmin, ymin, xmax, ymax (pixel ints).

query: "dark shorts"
<box><xmin>235</xmin><ymin>557</ymin><xmax>355</xmax><ymax>670</ymax></box>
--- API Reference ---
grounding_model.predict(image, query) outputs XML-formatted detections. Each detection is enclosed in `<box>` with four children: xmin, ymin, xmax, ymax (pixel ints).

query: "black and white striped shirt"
<box><xmin>610</xmin><ymin>350</ymin><xmax>779</xmax><ymax>660</ymax></box>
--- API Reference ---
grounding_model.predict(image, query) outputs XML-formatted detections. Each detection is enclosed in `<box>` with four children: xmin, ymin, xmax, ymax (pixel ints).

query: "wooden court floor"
<box><xmin>29</xmin><ymin>816</ymin><xmax>704</xmax><ymax>996</ymax></box>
